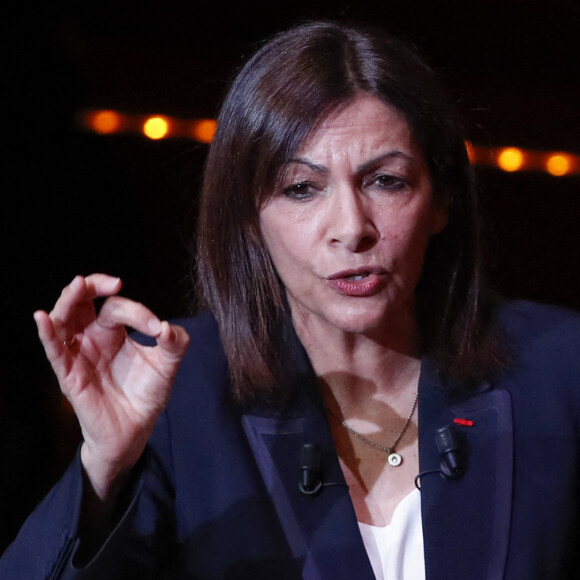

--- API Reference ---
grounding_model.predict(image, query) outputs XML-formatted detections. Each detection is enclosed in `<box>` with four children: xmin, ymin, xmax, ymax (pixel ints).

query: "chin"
<box><xmin>323</xmin><ymin>306</ymin><xmax>394</xmax><ymax>336</ymax></box>
<box><xmin>289</xmin><ymin>292</ymin><xmax>415</xmax><ymax>340</ymax></box>
<box><xmin>337</xmin><ymin>318</ymin><xmax>388</xmax><ymax>337</ymax></box>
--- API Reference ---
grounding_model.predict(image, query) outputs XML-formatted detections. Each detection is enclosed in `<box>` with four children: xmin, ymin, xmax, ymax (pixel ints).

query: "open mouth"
<box><xmin>345</xmin><ymin>273</ymin><xmax>370</xmax><ymax>281</ymax></box>
<box><xmin>326</xmin><ymin>269</ymin><xmax>386</xmax><ymax>297</ymax></box>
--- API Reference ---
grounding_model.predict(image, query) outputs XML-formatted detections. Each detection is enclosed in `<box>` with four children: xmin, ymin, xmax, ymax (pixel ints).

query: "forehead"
<box><xmin>295</xmin><ymin>94</ymin><xmax>418</xmax><ymax>161</ymax></box>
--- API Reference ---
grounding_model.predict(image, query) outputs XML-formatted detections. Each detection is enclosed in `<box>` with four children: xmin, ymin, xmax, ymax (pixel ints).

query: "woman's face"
<box><xmin>259</xmin><ymin>94</ymin><xmax>447</xmax><ymax>342</ymax></box>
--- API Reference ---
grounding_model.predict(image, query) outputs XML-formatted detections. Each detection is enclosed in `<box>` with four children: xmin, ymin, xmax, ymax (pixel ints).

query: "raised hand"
<box><xmin>34</xmin><ymin>274</ymin><xmax>190</xmax><ymax>501</ymax></box>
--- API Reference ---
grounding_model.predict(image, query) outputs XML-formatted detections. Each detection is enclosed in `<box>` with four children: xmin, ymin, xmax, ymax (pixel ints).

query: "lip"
<box><xmin>326</xmin><ymin>266</ymin><xmax>387</xmax><ymax>297</ymax></box>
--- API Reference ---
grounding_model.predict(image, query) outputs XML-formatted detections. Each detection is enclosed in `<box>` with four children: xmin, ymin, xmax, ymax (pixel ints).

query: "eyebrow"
<box><xmin>285</xmin><ymin>150</ymin><xmax>413</xmax><ymax>175</ymax></box>
<box><xmin>285</xmin><ymin>158</ymin><xmax>327</xmax><ymax>174</ymax></box>
<box><xmin>357</xmin><ymin>151</ymin><xmax>413</xmax><ymax>173</ymax></box>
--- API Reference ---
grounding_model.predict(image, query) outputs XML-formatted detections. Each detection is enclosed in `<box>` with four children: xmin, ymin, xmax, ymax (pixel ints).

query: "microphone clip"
<box><xmin>299</xmin><ymin>443</ymin><xmax>323</xmax><ymax>495</ymax></box>
<box><xmin>436</xmin><ymin>424</ymin><xmax>464</xmax><ymax>479</ymax></box>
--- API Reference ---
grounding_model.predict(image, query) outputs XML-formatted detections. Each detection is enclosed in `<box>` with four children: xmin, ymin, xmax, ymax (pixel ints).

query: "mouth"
<box><xmin>327</xmin><ymin>267</ymin><xmax>386</xmax><ymax>281</ymax></box>
<box><xmin>345</xmin><ymin>273</ymin><xmax>369</xmax><ymax>281</ymax></box>
<box><xmin>326</xmin><ymin>267</ymin><xmax>387</xmax><ymax>297</ymax></box>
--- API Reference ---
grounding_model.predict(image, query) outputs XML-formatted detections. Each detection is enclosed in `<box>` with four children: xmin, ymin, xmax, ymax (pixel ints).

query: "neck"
<box><xmin>291</xmin><ymin>309</ymin><xmax>421</xmax><ymax>417</ymax></box>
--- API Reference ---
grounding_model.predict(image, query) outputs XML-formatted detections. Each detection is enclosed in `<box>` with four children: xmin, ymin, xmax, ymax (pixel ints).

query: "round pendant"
<box><xmin>387</xmin><ymin>452</ymin><xmax>402</xmax><ymax>467</ymax></box>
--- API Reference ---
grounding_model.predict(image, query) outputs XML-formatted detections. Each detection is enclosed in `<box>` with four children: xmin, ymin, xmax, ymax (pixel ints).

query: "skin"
<box><xmin>261</xmin><ymin>93</ymin><xmax>447</xmax><ymax>350</ymax></box>
<box><xmin>34</xmin><ymin>274</ymin><xmax>189</xmax><ymax>506</ymax></box>
<box><xmin>33</xmin><ymin>94</ymin><xmax>447</xmax><ymax>532</ymax></box>
<box><xmin>260</xmin><ymin>93</ymin><xmax>447</xmax><ymax>525</ymax></box>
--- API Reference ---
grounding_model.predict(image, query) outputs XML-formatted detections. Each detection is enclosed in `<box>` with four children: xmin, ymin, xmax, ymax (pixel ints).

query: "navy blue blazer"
<box><xmin>2</xmin><ymin>301</ymin><xmax>580</xmax><ymax>579</ymax></box>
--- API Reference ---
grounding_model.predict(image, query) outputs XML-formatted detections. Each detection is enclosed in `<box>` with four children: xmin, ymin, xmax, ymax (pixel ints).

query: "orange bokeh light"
<box><xmin>78</xmin><ymin>110</ymin><xmax>578</xmax><ymax>178</ymax></box>
<box><xmin>465</xmin><ymin>141</ymin><xmax>475</xmax><ymax>164</ymax></box>
<box><xmin>90</xmin><ymin>110</ymin><xmax>123</xmax><ymax>134</ymax></box>
<box><xmin>546</xmin><ymin>154</ymin><xmax>571</xmax><ymax>177</ymax></box>
<box><xmin>143</xmin><ymin>116</ymin><xmax>170</xmax><ymax>140</ymax></box>
<box><xmin>192</xmin><ymin>119</ymin><xmax>217</xmax><ymax>143</ymax></box>
<box><xmin>497</xmin><ymin>147</ymin><xmax>524</xmax><ymax>172</ymax></box>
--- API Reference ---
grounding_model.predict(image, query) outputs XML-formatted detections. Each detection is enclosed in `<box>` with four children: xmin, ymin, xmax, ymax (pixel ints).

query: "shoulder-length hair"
<box><xmin>196</xmin><ymin>21</ymin><xmax>503</xmax><ymax>401</ymax></box>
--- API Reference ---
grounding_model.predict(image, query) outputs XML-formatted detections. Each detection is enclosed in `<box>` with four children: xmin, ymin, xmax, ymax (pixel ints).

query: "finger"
<box><xmin>155</xmin><ymin>321</ymin><xmax>191</xmax><ymax>363</ymax></box>
<box><xmin>50</xmin><ymin>275</ymin><xmax>122</xmax><ymax>326</ymax></box>
<box><xmin>97</xmin><ymin>296</ymin><xmax>162</xmax><ymax>337</ymax></box>
<box><xmin>33</xmin><ymin>310</ymin><xmax>72</xmax><ymax>377</ymax></box>
<box><xmin>83</xmin><ymin>273</ymin><xmax>124</xmax><ymax>298</ymax></box>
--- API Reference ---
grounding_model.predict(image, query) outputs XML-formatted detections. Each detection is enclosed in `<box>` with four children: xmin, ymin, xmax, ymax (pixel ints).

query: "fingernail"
<box><xmin>148</xmin><ymin>318</ymin><xmax>161</xmax><ymax>335</ymax></box>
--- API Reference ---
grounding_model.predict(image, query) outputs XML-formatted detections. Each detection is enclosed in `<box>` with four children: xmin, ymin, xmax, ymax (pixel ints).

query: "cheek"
<box><xmin>379</xmin><ymin>207</ymin><xmax>430</xmax><ymax>244</ymax></box>
<box><xmin>379</xmin><ymin>213</ymin><xmax>434</xmax><ymax>271</ymax></box>
<box><xmin>261</xmin><ymin>207</ymin><xmax>319</xmax><ymax>266</ymax></box>
<box><xmin>261</xmin><ymin>221</ymin><xmax>306</xmax><ymax>282</ymax></box>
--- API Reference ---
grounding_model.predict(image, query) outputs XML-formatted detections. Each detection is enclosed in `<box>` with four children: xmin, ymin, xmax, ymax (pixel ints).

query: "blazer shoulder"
<box><xmin>494</xmin><ymin>301</ymin><xmax>580</xmax><ymax>407</ymax></box>
<box><xmin>497</xmin><ymin>299</ymin><xmax>580</xmax><ymax>349</ymax></box>
<box><xmin>171</xmin><ymin>310</ymin><xmax>230</xmax><ymax>386</ymax></box>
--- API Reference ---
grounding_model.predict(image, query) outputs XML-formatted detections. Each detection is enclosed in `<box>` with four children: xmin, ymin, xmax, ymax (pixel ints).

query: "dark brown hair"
<box><xmin>196</xmin><ymin>21</ymin><xmax>503</xmax><ymax>400</ymax></box>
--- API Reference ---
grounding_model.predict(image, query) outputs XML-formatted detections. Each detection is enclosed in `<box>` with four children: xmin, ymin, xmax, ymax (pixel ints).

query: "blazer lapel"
<box><xmin>418</xmin><ymin>362</ymin><xmax>514</xmax><ymax>580</ymax></box>
<box><xmin>241</xmin><ymin>320</ymin><xmax>513</xmax><ymax>580</ymax></box>
<box><xmin>241</xmin><ymin>329</ymin><xmax>375</xmax><ymax>580</ymax></box>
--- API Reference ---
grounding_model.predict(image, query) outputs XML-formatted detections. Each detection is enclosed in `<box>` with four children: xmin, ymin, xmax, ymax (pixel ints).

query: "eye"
<box><xmin>281</xmin><ymin>181</ymin><xmax>316</xmax><ymax>200</ymax></box>
<box><xmin>366</xmin><ymin>174</ymin><xmax>408</xmax><ymax>192</ymax></box>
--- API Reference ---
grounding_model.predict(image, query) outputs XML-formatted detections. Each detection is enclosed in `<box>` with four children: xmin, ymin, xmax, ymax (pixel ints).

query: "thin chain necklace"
<box><xmin>327</xmin><ymin>392</ymin><xmax>419</xmax><ymax>467</ymax></box>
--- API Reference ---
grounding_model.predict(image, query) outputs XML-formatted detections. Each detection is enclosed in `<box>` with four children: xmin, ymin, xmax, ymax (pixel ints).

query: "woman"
<box><xmin>2</xmin><ymin>21</ymin><xmax>580</xmax><ymax>580</ymax></box>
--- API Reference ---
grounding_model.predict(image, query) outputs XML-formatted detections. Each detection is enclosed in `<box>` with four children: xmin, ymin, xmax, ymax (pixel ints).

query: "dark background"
<box><xmin>2</xmin><ymin>0</ymin><xmax>579</xmax><ymax>552</ymax></box>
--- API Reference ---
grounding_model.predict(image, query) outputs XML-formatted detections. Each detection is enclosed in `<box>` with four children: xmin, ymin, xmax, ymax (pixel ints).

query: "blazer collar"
<box><xmin>241</xmin><ymin>325</ymin><xmax>375</xmax><ymax>579</ymax></box>
<box><xmin>241</xmin><ymin>330</ymin><xmax>513</xmax><ymax>580</ymax></box>
<box><xmin>241</xmin><ymin>413</ymin><xmax>375</xmax><ymax>578</ymax></box>
<box><xmin>418</xmin><ymin>361</ymin><xmax>513</xmax><ymax>580</ymax></box>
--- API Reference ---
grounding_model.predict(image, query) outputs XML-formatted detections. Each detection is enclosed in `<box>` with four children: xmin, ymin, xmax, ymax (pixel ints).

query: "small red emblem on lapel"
<box><xmin>453</xmin><ymin>418</ymin><xmax>474</xmax><ymax>427</ymax></box>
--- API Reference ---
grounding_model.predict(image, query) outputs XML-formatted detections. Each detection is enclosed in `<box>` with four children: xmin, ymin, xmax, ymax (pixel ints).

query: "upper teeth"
<box><xmin>348</xmin><ymin>274</ymin><xmax>366</xmax><ymax>280</ymax></box>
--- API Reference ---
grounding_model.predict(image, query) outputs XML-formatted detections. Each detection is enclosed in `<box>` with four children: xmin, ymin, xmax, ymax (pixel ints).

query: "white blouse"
<box><xmin>357</xmin><ymin>489</ymin><xmax>425</xmax><ymax>580</ymax></box>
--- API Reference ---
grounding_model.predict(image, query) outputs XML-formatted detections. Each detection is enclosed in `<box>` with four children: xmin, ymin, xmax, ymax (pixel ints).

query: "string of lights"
<box><xmin>78</xmin><ymin>109</ymin><xmax>580</xmax><ymax>177</ymax></box>
<box><xmin>78</xmin><ymin>109</ymin><xmax>217</xmax><ymax>143</ymax></box>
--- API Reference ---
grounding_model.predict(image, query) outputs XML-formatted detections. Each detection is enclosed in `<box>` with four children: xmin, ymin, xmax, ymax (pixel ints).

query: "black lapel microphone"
<box><xmin>299</xmin><ymin>443</ymin><xmax>323</xmax><ymax>495</ymax></box>
<box><xmin>415</xmin><ymin>424</ymin><xmax>466</xmax><ymax>489</ymax></box>
<box><xmin>435</xmin><ymin>424</ymin><xmax>464</xmax><ymax>479</ymax></box>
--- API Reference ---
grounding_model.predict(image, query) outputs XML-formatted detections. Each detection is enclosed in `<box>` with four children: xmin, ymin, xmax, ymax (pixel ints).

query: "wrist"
<box><xmin>80</xmin><ymin>442</ymin><xmax>143</xmax><ymax>503</ymax></box>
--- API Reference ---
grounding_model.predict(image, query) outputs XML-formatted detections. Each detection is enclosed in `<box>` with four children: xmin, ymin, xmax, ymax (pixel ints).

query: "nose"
<box><xmin>327</xmin><ymin>188</ymin><xmax>378</xmax><ymax>252</ymax></box>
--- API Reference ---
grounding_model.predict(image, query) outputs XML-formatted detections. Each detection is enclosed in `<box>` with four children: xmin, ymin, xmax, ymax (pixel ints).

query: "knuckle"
<box><xmin>104</xmin><ymin>295</ymin><xmax>123</xmax><ymax>308</ymax></box>
<box><xmin>98</xmin><ymin>296</ymin><xmax>123</xmax><ymax>323</ymax></box>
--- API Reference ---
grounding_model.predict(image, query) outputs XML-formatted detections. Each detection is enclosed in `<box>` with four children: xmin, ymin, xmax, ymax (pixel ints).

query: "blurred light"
<box><xmin>546</xmin><ymin>154</ymin><xmax>571</xmax><ymax>176</ymax></box>
<box><xmin>497</xmin><ymin>147</ymin><xmax>524</xmax><ymax>172</ymax></box>
<box><xmin>192</xmin><ymin>119</ymin><xmax>217</xmax><ymax>143</ymax></box>
<box><xmin>465</xmin><ymin>141</ymin><xmax>475</xmax><ymax>164</ymax></box>
<box><xmin>143</xmin><ymin>116</ymin><xmax>169</xmax><ymax>139</ymax></box>
<box><xmin>89</xmin><ymin>110</ymin><xmax>123</xmax><ymax>134</ymax></box>
<box><xmin>75</xmin><ymin>109</ymin><xmax>580</xmax><ymax>178</ymax></box>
